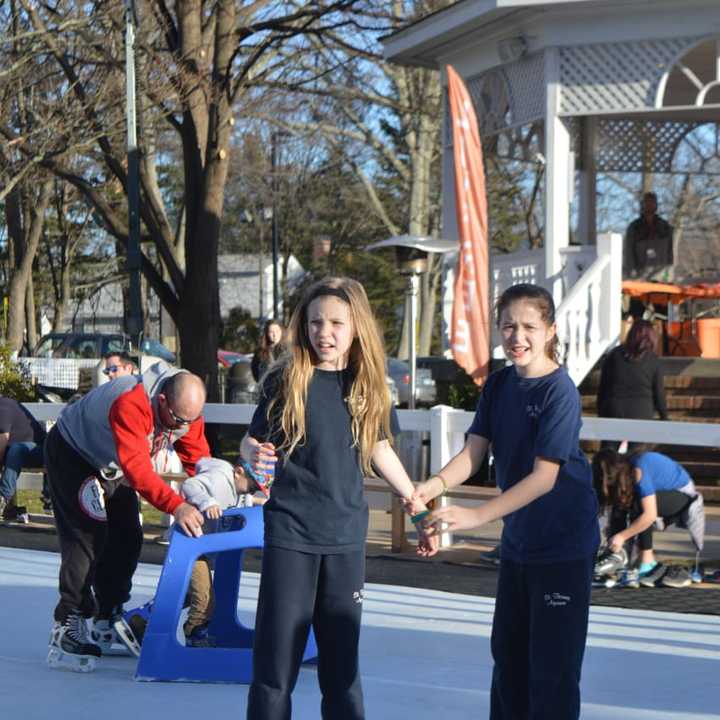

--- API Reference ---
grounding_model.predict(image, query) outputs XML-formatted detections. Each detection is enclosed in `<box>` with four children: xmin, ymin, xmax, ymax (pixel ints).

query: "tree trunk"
<box><xmin>6</xmin><ymin>178</ymin><xmax>53</xmax><ymax>351</ymax></box>
<box><xmin>25</xmin><ymin>275</ymin><xmax>37</xmax><ymax>351</ymax></box>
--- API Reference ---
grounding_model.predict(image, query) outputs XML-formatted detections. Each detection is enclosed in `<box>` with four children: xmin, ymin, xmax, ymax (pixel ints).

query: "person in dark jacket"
<box><xmin>251</xmin><ymin>319</ymin><xmax>285</xmax><ymax>382</ymax></box>
<box><xmin>597</xmin><ymin>319</ymin><xmax>667</xmax><ymax>452</ymax></box>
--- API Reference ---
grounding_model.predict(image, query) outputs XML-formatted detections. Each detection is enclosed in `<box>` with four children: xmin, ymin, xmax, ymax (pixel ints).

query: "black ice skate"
<box><xmin>47</xmin><ymin>611</ymin><xmax>101</xmax><ymax>673</ymax></box>
<box><xmin>91</xmin><ymin>606</ymin><xmax>141</xmax><ymax>657</ymax></box>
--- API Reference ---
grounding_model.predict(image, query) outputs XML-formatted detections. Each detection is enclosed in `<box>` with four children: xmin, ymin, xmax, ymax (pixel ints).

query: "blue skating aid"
<box><xmin>135</xmin><ymin>506</ymin><xmax>316</xmax><ymax>683</ymax></box>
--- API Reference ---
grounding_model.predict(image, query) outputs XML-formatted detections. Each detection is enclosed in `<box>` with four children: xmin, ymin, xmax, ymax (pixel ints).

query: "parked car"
<box><xmin>33</xmin><ymin>332</ymin><xmax>127</xmax><ymax>359</ymax></box>
<box><xmin>33</xmin><ymin>332</ymin><xmax>175</xmax><ymax>362</ymax></box>
<box><xmin>139</xmin><ymin>338</ymin><xmax>176</xmax><ymax>363</ymax></box>
<box><xmin>386</xmin><ymin>358</ymin><xmax>437</xmax><ymax>407</ymax></box>
<box><xmin>217</xmin><ymin>349</ymin><xmax>248</xmax><ymax>368</ymax></box>
<box><xmin>224</xmin><ymin>355</ymin><xmax>258</xmax><ymax>403</ymax></box>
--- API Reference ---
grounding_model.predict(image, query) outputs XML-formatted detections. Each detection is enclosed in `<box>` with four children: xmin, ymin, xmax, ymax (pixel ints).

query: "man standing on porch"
<box><xmin>623</xmin><ymin>192</ymin><xmax>674</xmax><ymax>281</ymax></box>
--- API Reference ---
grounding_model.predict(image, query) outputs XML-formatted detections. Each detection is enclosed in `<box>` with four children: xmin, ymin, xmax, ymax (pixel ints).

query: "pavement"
<box><xmin>2</xmin><ymin>491</ymin><xmax>719</xmax><ymax>616</ymax></box>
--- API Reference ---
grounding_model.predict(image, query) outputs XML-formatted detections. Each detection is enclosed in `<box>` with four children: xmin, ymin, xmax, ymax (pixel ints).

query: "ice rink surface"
<box><xmin>1</xmin><ymin>546</ymin><xmax>718</xmax><ymax>720</ymax></box>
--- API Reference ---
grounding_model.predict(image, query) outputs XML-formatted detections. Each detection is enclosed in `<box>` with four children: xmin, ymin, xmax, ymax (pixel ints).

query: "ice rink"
<box><xmin>1</xmin><ymin>546</ymin><xmax>718</xmax><ymax>720</ymax></box>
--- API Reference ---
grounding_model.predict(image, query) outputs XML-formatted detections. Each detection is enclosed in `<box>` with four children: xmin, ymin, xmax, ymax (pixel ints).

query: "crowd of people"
<box><xmin>0</xmin><ymin>257</ymin><xmax>710</xmax><ymax>719</ymax></box>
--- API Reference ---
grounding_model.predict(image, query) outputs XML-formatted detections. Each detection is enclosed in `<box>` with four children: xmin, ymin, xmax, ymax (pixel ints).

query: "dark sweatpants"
<box><xmin>490</xmin><ymin>555</ymin><xmax>594</xmax><ymax>720</ymax></box>
<box><xmin>247</xmin><ymin>546</ymin><xmax>365</xmax><ymax>720</ymax></box>
<box><xmin>45</xmin><ymin>426</ymin><xmax>143</xmax><ymax>622</ymax></box>
<box><xmin>607</xmin><ymin>491</ymin><xmax>691</xmax><ymax>551</ymax></box>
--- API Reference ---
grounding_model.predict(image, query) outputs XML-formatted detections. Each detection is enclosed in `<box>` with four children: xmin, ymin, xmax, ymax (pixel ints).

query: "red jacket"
<box><xmin>109</xmin><ymin>383</ymin><xmax>210</xmax><ymax>515</ymax></box>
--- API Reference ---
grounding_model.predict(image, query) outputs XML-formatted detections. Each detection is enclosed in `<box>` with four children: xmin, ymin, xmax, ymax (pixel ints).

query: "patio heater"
<box><xmin>367</xmin><ymin>235</ymin><xmax>455</xmax><ymax>409</ymax></box>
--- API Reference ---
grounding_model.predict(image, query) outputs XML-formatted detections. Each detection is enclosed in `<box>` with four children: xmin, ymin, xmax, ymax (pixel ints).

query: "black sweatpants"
<box><xmin>607</xmin><ymin>491</ymin><xmax>691</xmax><ymax>551</ymax></box>
<box><xmin>45</xmin><ymin>426</ymin><xmax>143</xmax><ymax>622</ymax></box>
<box><xmin>490</xmin><ymin>555</ymin><xmax>594</xmax><ymax>720</ymax></box>
<box><xmin>247</xmin><ymin>546</ymin><xmax>365</xmax><ymax>720</ymax></box>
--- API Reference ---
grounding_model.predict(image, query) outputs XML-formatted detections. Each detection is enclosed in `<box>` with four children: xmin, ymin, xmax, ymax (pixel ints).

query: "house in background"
<box><xmin>58</xmin><ymin>253</ymin><xmax>306</xmax><ymax>343</ymax></box>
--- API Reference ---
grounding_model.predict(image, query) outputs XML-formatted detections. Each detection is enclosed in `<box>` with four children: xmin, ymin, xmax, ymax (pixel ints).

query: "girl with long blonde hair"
<box><xmin>241</xmin><ymin>276</ymin><xmax>435</xmax><ymax>720</ymax></box>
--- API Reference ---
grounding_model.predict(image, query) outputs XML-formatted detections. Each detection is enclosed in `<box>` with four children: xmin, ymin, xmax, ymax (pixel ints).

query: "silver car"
<box><xmin>387</xmin><ymin>358</ymin><xmax>437</xmax><ymax>407</ymax></box>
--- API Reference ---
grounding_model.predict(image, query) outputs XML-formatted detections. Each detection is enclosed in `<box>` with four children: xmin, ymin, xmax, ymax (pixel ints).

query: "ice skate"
<box><xmin>47</xmin><ymin>612</ymin><xmax>101</xmax><ymax>673</ymax></box>
<box><xmin>91</xmin><ymin>607</ymin><xmax>141</xmax><ymax>657</ymax></box>
<box><xmin>123</xmin><ymin>600</ymin><xmax>153</xmax><ymax>645</ymax></box>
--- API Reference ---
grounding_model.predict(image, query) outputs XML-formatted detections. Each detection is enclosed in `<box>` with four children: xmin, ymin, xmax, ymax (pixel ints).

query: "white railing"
<box><xmin>489</xmin><ymin>234</ymin><xmax>622</xmax><ymax>384</ymax></box>
<box><xmin>21</xmin><ymin>401</ymin><xmax>720</xmax><ymax>477</ymax></box>
<box><xmin>556</xmin><ymin>233</ymin><xmax>623</xmax><ymax>385</ymax></box>
<box><xmin>17</xmin><ymin>403</ymin><xmax>720</xmax><ymax>551</ymax></box>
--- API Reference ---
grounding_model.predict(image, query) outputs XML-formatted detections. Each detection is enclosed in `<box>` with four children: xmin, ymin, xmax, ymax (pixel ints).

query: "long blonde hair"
<box><xmin>268</xmin><ymin>276</ymin><xmax>393</xmax><ymax>475</ymax></box>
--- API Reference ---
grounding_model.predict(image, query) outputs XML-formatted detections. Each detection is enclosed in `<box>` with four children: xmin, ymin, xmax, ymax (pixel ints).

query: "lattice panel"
<box><xmin>560</xmin><ymin>37</ymin><xmax>702</xmax><ymax>114</ymax></box>
<box><xmin>594</xmin><ymin>119</ymin><xmax>699</xmax><ymax>173</ymax></box>
<box><xmin>466</xmin><ymin>52</ymin><xmax>546</xmax><ymax>137</ymax></box>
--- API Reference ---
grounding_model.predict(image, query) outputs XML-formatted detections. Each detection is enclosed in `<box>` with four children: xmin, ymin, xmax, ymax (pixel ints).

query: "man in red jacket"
<box><xmin>44</xmin><ymin>362</ymin><xmax>210</xmax><ymax>672</ymax></box>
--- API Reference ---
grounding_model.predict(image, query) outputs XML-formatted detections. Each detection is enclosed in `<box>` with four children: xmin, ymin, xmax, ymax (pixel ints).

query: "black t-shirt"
<box><xmin>249</xmin><ymin>368</ymin><xmax>399</xmax><ymax>554</ymax></box>
<box><xmin>0</xmin><ymin>397</ymin><xmax>46</xmax><ymax>445</ymax></box>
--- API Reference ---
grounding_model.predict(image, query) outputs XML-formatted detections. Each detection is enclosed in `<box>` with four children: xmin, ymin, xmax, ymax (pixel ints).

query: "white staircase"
<box><xmin>491</xmin><ymin>233</ymin><xmax>623</xmax><ymax>385</ymax></box>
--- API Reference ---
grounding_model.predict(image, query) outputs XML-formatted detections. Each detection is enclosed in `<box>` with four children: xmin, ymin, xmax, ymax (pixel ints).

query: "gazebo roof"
<box><xmin>384</xmin><ymin>0</ymin><xmax>601</xmax><ymax>69</ymax></box>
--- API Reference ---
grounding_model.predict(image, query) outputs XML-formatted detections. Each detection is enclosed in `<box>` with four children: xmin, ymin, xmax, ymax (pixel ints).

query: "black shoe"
<box><xmin>661</xmin><ymin>566</ymin><xmax>692</xmax><ymax>588</ymax></box>
<box><xmin>2</xmin><ymin>502</ymin><xmax>29</xmax><ymax>524</ymax></box>
<box><xmin>639</xmin><ymin>562</ymin><xmax>666</xmax><ymax>588</ymax></box>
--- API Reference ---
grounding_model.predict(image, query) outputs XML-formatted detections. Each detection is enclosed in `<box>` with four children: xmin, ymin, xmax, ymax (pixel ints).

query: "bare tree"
<box><xmin>2</xmin><ymin>0</ymin><xmax>362</xmax><ymax>396</ymax></box>
<box><xmin>260</xmin><ymin>0</ymin><xmax>450</xmax><ymax>356</ymax></box>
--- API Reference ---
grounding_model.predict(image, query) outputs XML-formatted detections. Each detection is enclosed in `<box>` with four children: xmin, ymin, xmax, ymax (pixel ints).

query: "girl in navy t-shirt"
<box><xmin>414</xmin><ymin>283</ymin><xmax>599</xmax><ymax>720</ymax></box>
<box><xmin>241</xmin><ymin>276</ymin><xmax>435</xmax><ymax>720</ymax></box>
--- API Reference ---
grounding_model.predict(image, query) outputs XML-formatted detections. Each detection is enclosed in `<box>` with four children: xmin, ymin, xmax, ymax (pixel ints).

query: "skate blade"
<box><xmin>47</xmin><ymin>647</ymin><xmax>97</xmax><ymax>673</ymax></box>
<box><xmin>113</xmin><ymin>618</ymin><xmax>141</xmax><ymax>657</ymax></box>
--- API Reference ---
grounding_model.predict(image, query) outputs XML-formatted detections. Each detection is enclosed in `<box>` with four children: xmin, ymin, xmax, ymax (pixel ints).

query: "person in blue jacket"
<box><xmin>593</xmin><ymin>448</ymin><xmax>704</xmax><ymax>587</ymax></box>
<box><xmin>414</xmin><ymin>283</ymin><xmax>599</xmax><ymax>720</ymax></box>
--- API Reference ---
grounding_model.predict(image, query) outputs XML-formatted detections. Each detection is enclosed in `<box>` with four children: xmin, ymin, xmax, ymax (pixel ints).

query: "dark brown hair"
<box><xmin>257</xmin><ymin>319</ymin><xmax>285</xmax><ymax>364</ymax></box>
<box><xmin>592</xmin><ymin>448</ymin><xmax>635</xmax><ymax>513</ymax></box>
<box><xmin>494</xmin><ymin>283</ymin><xmax>560</xmax><ymax>362</ymax></box>
<box><xmin>623</xmin><ymin>319</ymin><xmax>657</xmax><ymax>360</ymax></box>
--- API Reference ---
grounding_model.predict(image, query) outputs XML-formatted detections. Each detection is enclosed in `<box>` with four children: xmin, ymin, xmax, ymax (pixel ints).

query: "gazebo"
<box><xmin>383</xmin><ymin>0</ymin><xmax>720</xmax><ymax>382</ymax></box>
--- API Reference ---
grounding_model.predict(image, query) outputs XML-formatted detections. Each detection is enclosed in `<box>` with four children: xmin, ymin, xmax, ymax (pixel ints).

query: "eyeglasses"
<box><xmin>102</xmin><ymin>365</ymin><xmax>121</xmax><ymax>376</ymax></box>
<box><xmin>165</xmin><ymin>404</ymin><xmax>198</xmax><ymax>426</ymax></box>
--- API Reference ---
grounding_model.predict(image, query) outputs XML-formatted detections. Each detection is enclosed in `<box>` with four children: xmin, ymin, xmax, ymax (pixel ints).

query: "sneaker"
<box><xmin>41</xmin><ymin>493</ymin><xmax>53</xmax><ymax>514</ymax></box>
<box><xmin>639</xmin><ymin>562</ymin><xmax>666</xmax><ymax>588</ymax></box>
<box><xmin>594</xmin><ymin>547</ymin><xmax>628</xmax><ymax>576</ymax></box>
<box><xmin>661</xmin><ymin>566</ymin><xmax>692</xmax><ymax>588</ymax></box>
<box><xmin>618</xmin><ymin>568</ymin><xmax>639</xmax><ymax>589</ymax></box>
<box><xmin>91</xmin><ymin>606</ymin><xmax>141</xmax><ymax>657</ymax></box>
<box><xmin>3</xmin><ymin>503</ymin><xmax>30</xmax><ymax>524</ymax></box>
<box><xmin>479</xmin><ymin>546</ymin><xmax>501</xmax><ymax>566</ymax></box>
<box><xmin>185</xmin><ymin>624</ymin><xmax>216</xmax><ymax>648</ymax></box>
<box><xmin>47</xmin><ymin>611</ymin><xmax>101</xmax><ymax>672</ymax></box>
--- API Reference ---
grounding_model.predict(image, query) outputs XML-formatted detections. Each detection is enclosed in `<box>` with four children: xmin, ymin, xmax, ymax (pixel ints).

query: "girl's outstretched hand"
<box><xmin>424</xmin><ymin>505</ymin><xmax>482</xmax><ymax>536</ymax></box>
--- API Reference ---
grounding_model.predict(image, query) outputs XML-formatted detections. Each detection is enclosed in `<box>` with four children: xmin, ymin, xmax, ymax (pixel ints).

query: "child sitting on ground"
<box><xmin>180</xmin><ymin>457</ymin><xmax>265</xmax><ymax>646</ymax></box>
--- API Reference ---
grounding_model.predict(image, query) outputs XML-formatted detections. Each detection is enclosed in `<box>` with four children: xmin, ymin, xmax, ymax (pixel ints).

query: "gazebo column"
<box><xmin>577</xmin><ymin>116</ymin><xmax>597</xmax><ymax>246</ymax></box>
<box><xmin>544</xmin><ymin>48</ymin><xmax>571</xmax><ymax>304</ymax></box>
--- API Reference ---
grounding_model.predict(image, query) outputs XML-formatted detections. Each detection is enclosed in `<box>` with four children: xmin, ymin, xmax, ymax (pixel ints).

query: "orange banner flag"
<box><xmin>447</xmin><ymin>65</ymin><xmax>490</xmax><ymax>385</ymax></box>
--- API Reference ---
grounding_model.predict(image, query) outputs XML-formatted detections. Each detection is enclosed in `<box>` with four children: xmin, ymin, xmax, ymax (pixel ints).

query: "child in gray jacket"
<box><xmin>181</xmin><ymin>457</ymin><xmax>261</xmax><ymax>647</ymax></box>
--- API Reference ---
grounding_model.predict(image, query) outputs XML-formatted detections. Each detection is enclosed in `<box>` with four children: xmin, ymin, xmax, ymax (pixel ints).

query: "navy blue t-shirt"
<box><xmin>249</xmin><ymin>368</ymin><xmax>399</xmax><ymax>554</ymax></box>
<box><xmin>468</xmin><ymin>365</ymin><xmax>599</xmax><ymax>564</ymax></box>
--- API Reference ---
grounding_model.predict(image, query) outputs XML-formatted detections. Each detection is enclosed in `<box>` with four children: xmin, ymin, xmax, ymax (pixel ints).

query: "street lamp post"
<box><xmin>367</xmin><ymin>235</ymin><xmax>456</xmax><ymax>549</ymax></box>
<box><xmin>125</xmin><ymin>0</ymin><xmax>143</xmax><ymax>349</ymax></box>
<box><xmin>270</xmin><ymin>133</ymin><xmax>280</xmax><ymax>319</ymax></box>
<box><xmin>367</xmin><ymin>235</ymin><xmax>456</xmax><ymax>409</ymax></box>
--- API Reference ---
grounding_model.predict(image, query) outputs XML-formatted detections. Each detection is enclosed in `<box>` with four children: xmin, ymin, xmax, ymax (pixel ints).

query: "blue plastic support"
<box><xmin>135</xmin><ymin>506</ymin><xmax>317</xmax><ymax>683</ymax></box>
